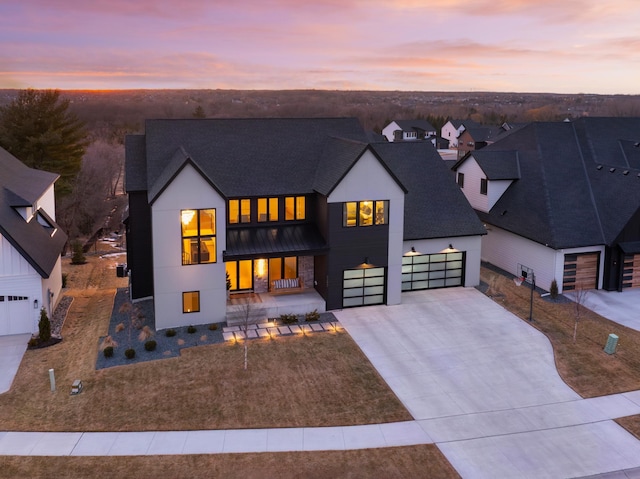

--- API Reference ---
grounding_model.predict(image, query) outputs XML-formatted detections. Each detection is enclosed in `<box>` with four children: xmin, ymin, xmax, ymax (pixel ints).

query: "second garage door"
<box><xmin>563</xmin><ymin>252</ymin><xmax>599</xmax><ymax>292</ymax></box>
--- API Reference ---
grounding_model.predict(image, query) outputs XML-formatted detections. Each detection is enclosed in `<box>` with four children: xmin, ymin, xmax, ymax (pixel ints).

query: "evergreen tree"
<box><xmin>0</xmin><ymin>89</ymin><xmax>88</xmax><ymax>197</ymax></box>
<box><xmin>38</xmin><ymin>307</ymin><xmax>51</xmax><ymax>343</ymax></box>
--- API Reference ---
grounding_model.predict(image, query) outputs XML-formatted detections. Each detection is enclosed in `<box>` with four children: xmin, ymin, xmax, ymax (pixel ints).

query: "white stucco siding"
<box><xmin>381</xmin><ymin>122</ymin><xmax>400</xmax><ymax>142</ymax></box>
<box><xmin>404</xmin><ymin>235</ymin><xmax>482</xmax><ymax>288</ymax></box>
<box><xmin>0</xmin><ymin>235</ymin><xmax>44</xmax><ymax>334</ymax></box>
<box><xmin>481</xmin><ymin>225</ymin><xmax>605</xmax><ymax>293</ymax></box>
<box><xmin>457</xmin><ymin>157</ymin><xmax>489</xmax><ymax>212</ymax></box>
<box><xmin>488</xmin><ymin>179</ymin><xmax>512</xmax><ymax>210</ymax></box>
<box><xmin>38</xmin><ymin>184</ymin><xmax>57</xmax><ymax>221</ymax></box>
<box><xmin>327</xmin><ymin>149</ymin><xmax>405</xmax><ymax>306</ymax></box>
<box><xmin>151</xmin><ymin>164</ymin><xmax>227</xmax><ymax>330</ymax></box>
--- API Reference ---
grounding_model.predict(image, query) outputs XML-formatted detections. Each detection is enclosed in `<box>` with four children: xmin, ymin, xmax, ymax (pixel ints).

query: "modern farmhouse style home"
<box><xmin>125</xmin><ymin>118</ymin><xmax>485</xmax><ymax>329</ymax></box>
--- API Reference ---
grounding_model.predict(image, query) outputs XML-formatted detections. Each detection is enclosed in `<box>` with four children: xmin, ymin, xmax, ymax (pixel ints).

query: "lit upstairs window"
<box><xmin>181</xmin><ymin>208</ymin><xmax>216</xmax><ymax>265</ymax></box>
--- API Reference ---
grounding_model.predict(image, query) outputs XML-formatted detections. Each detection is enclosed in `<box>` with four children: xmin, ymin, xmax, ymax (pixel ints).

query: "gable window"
<box><xmin>258</xmin><ymin>197</ymin><xmax>279</xmax><ymax>222</ymax></box>
<box><xmin>480</xmin><ymin>178</ymin><xmax>488</xmax><ymax>195</ymax></box>
<box><xmin>285</xmin><ymin>196</ymin><xmax>305</xmax><ymax>221</ymax></box>
<box><xmin>457</xmin><ymin>172</ymin><xmax>465</xmax><ymax>188</ymax></box>
<box><xmin>343</xmin><ymin>200</ymin><xmax>388</xmax><ymax>227</ymax></box>
<box><xmin>182</xmin><ymin>291</ymin><xmax>200</xmax><ymax>313</ymax></box>
<box><xmin>181</xmin><ymin>209</ymin><xmax>216</xmax><ymax>265</ymax></box>
<box><xmin>228</xmin><ymin>199</ymin><xmax>251</xmax><ymax>224</ymax></box>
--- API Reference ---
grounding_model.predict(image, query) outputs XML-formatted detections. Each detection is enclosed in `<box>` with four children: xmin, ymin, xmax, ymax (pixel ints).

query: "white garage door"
<box><xmin>0</xmin><ymin>296</ymin><xmax>32</xmax><ymax>335</ymax></box>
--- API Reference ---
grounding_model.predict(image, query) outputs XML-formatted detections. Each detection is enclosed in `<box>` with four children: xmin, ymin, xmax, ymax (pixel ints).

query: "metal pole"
<box><xmin>529</xmin><ymin>273</ymin><xmax>535</xmax><ymax>322</ymax></box>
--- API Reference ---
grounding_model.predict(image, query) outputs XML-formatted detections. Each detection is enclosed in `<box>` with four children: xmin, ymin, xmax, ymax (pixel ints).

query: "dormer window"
<box><xmin>36</xmin><ymin>210</ymin><xmax>57</xmax><ymax>236</ymax></box>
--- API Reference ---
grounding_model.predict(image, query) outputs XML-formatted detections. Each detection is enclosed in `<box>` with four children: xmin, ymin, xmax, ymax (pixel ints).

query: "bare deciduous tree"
<box><xmin>572</xmin><ymin>287</ymin><xmax>589</xmax><ymax>343</ymax></box>
<box><xmin>237</xmin><ymin>299</ymin><xmax>263</xmax><ymax>371</ymax></box>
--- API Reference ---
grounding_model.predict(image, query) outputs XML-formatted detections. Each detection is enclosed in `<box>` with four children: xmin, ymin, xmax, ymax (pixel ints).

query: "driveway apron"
<box><xmin>334</xmin><ymin>288</ymin><xmax>640</xmax><ymax>479</ymax></box>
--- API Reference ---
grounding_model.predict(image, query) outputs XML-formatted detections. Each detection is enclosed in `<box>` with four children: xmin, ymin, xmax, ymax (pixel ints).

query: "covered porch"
<box><xmin>226</xmin><ymin>289</ymin><xmax>326</xmax><ymax>326</ymax></box>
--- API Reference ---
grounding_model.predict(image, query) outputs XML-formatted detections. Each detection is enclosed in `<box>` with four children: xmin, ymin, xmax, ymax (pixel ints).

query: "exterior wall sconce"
<box><xmin>440</xmin><ymin>244</ymin><xmax>458</xmax><ymax>254</ymax></box>
<box><xmin>33</xmin><ymin>299</ymin><xmax>39</xmax><ymax>309</ymax></box>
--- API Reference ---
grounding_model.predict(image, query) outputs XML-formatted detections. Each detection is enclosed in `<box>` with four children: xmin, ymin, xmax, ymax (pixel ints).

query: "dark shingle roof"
<box><xmin>140</xmin><ymin>118</ymin><xmax>369</xmax><ymax>197</ymax></box>
<box><xmin>394</xmin><ymin>120</ymin><xmax>436</xmax><ymax>133</ymax></box>
<box><xmin>372</xmin><ymin>141</ymin><xmax>486</xmax><ymax>240</ymax></box>
<box><xmin>0</xmin><ymin>147</ymin><xmax>67</xmax><ymax>278</ymax></box>
<box><xmin>472</xmin><ymin>150</ymin><xmax>521</xmax><ymax>180</ymax></box>
<box><xmin>466</xmin><ymin>118</ymin><xmax>640</xmax><ymax>249</ymax></box>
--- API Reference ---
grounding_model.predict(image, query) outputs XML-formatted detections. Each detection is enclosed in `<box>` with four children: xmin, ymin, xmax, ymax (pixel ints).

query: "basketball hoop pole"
<box><xmin>528</xmin><ymin>272</ymin><xmax>535</xmax><ymax>322</ymax></box>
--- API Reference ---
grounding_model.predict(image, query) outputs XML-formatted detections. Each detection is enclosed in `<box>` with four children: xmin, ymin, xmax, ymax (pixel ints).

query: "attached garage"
<box><xmin>563</xmin><ymin>252</ymin><xmax>599</xmax><ymax>291</ymax></box>
<box><xmin>401</xmin><ymin>251</ymin><xmax>465</xmax><ymax>291</ymax></box>
<box><xmin>622</xmin><ymin>254</ymin><xmax>640</xmax><ymax>289</ymax></box>
<box><xmin>0</xmin><ymin>295</ymin><xmax>31</xmax><ymax>336</ymax></box>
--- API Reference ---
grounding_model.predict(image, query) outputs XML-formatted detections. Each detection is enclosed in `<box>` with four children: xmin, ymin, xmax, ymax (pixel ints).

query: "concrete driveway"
<box><xmin>567</xmin><ymin>288</ymin><xmax>640</xmax><ymax>332</ymax></box>
<box><xmin>334</xmin><ymin>288</ymin><xmax>640</xmax><ymax>479</ymax></box>
<box><xmin>0</xmin><ymin>334</ymin><xmax>30</xmax><ymax>394</ymax></box>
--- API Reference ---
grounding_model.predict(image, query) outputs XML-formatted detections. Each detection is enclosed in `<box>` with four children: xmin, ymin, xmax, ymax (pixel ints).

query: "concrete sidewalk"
<box><xmin>567</xmin><ymin>288</ymin><xmax>640</xmax><ymax>332</ymax></box>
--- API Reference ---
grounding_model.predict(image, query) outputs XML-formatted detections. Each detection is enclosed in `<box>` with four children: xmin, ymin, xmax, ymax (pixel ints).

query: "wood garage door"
<box><xmin>563</xmin><ymin>253</ymin><xmax>599</xmax><ymax>291</ymax></box>
<box><xmin>622</xmin><ymin>254</ymin><xmax>640</xmax><ymax>289</ymax></box>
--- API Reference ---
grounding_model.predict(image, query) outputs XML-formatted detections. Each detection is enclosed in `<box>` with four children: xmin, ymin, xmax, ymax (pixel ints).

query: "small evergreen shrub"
<box><xmin>124</xmin><ymin>348</ymin><xmax>136</xmax><ymax>359</ymax></box>
<box><xmin>70</xmin><ymin>241</ymin><xmax>86</xmax><ymax>265</ymax></box>
<box><xmin>103</xmin><ymin>346</ymin><xmax>114</xmax><ymax>358</ymax></box>
<box><xmin>187</xmin><ymin>325</ymin><xmax>197</xmax><ymax>334</ymax></box>
<box><xmin>165</xmin><ymin>329</ymin><xmax>177</xmax><ymax>337</ymax></box>
<box><xmin>279</xmin><ymin>313</ymin><xmax>298</xmax><ymax>324</ymax></box>
<box><xmin>208</xmin><ymin>323</ymin><xmax>218</xmax><ymax>331</ymax></box>
<box><xmin>38</xmin><ymin>307</ymin><xmax>51</xmax><ymax>343</ymax></box>
<box><xmin>144</xmin><ymin>340</ymin><xmax>157</xmax><ymax>351</ymax></box>
<box><xmin>550</xmin><ymin>279</ymin><xmax>559</xmax><ymax>299</ymax></box>
<box><xmin>305</xmin><ymin>309</ymin><xmax>320</xmax><ymax>322</ymax></box>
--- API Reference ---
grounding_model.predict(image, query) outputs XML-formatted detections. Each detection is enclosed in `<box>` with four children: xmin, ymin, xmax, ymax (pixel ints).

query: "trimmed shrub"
<box><xmin>208</xmin><ymin>323</ymin><xmax>218</xmax><ymax>331</ymax></box>
<box><xmin>38</xmin><ymin>307</ymin><xmax>51</xmax><ymax>343</ymax></box>
<box><xmin>28</xmin><ymin>337</ymin><xmax>38</xmax><ymax>348</ymax></box>
<box><xmin>165</xmin><ymin>329</ymin><xmax>177</xmax><ymax>337</ymax></box>
<box><xmin>279</xmin><ymin>313</ymin><xmax>298</xmax><ymax>324</ymax></box>
<box><xmin>103</xmin><ymin>346</ymin><xmax>114</xmax><ymax>358</ymax></box>
<box><xmin>550</xmin><ymin>279</ymin><xmax>559</xmax><ymax>299</ymax></box>
<box><xmin>187</xmin><ymin>325</ymin><xmax>197</xmax><ymax>334</ymax></box>
<box><xmin>124</xmin><ymin>348</ymin><xmax>136</xmax><ymax>359</ymax></box>
<box><xmin>144</xmin><ymin>340</ymin><xmax>157</xmax><ymax>351</ymax></box>
<box><xmin>305</xmin><ymin>309</ymin><xmax>320</xmax><ymax>322</ymax></box>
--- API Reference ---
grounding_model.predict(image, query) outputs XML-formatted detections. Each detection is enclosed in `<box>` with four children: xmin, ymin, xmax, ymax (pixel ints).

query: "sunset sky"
<box><xmin>1</xmin><ymin>0</ymin><xmax>638</xmax><ymax>94</ymax></box>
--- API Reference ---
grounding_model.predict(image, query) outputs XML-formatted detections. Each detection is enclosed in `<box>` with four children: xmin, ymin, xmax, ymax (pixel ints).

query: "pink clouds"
<box><xmin>0</xmin><ymin>0</ymin><xmax>638</xmax><ymax>93</ymax></box>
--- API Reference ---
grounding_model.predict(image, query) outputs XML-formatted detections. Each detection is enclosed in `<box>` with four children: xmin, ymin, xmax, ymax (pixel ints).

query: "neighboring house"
<box><xmin>441</xmin><ymin>119</ymin><xmax>480</xmax><ymax>149</ymax></box>
<box><xmin>382</xmin><ymin>120</ymin><xmax>436</xmax><ymax>142</ymax></box>
<box><xmin>453</xmin><ymin>117</ymin><xmax>640</xmax><ymax>294</ymax></box>
<box><xmin>0</xmin><ymin>147</ymin><xmax>67</xmax><ymax>336</ymax></box>
<box><xmin>125</xmin><ymin>118</ymin><xmax>485</xmax><ymax>330</ymax></box>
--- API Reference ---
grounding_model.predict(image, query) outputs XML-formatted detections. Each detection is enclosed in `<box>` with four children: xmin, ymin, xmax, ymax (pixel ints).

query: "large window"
<box><xmin>228</xmin><ymin>199</ymin><xmax>251</xmax><ymax>224</ymax></box>
<box><xmin>343</xmin><ymin>200</ymin><xmax>388</xmax><ymax>227</ymax></box>
<box><xmin>285</xmin><ymin>196</ymin><xmax>305</xmax><ymax>221</ymax></box>
<box><xmin>181</xmin><ymin>209</ymin><xmax>216</xmax><ymax>265</ymax></box>
<box><xmin>269</xmin><ymin>256</ymin><xmax>297</xmax><ymax>284</ymax></box>
<box><xmin>258</xmin><ymin>197</ymin><xmax>279</xmax><ymax>222</ymax></box>
<box><xmin>226</xmin><ymin>260</ymin><xmax>253</xmax><ymax>291</ymax></box>
<box><xmin>182</xmin><ymin>291</ymin><xmax>200</xmax><ymax>313</ymax></box>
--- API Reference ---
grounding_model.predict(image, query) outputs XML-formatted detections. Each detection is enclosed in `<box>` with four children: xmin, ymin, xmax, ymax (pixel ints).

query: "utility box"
<box><xmin>70</xmin><ymin>379</ymin><xmax>83</xmax><ymax>395</ymax></box>
<box><xmin>604</xmin><ymin>334</ymin><xmax>619</xmax><ymax>355</ymax></box>
<box><xmin>116</xmin><ymin>264</ymin><xmax>127</xmax><ymax>277</ymax></box>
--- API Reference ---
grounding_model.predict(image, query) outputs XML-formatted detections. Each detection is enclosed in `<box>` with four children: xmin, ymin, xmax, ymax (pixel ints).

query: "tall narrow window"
<box><xmin>181</xmin><ymin>209</ymin><xmax>216</xmax><ymax>265</ymax></box>
<box><xmin>182</xmin><ymin>291</ymin><xmax>200</xmax><ymax>313</ymax></box>
<box><xmin>457</xmin><ymin>172</ymin><xmax>465</xmax><ymax>188</ymax></box>
<box><xmin>285</xmin><ymin>196</ymin><xmax>305</xmax><ymax>221</ymax></box>
<box><xmin>228</xmin><ymin>199</ymin><xmax>251</xmax><ymax>224</ymax></box>
<box><xmin>257</xmin><ymin>197</ymin><xmax>279</xmax><ymax>222</ymax></box>
<box><xmin>374</xmin><ymin>200</ymin><xmax>387</xmax><ymax>225</ymax></box>
<box><xmin>344</xmin><ymin>202</ymin><xmax>357</xmax><ymax>227</ymax></box>
<box><xmin>480</xmin><ymin>178</ymin><xmax>488</xmax><ymax>195</ymax></box>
